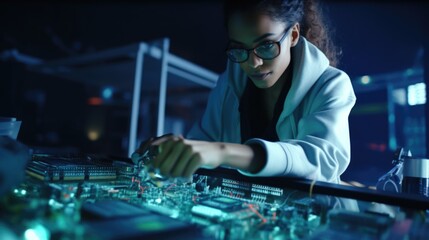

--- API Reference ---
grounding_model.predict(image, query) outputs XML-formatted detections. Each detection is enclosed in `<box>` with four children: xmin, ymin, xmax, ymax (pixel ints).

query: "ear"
<box><xmin>290</xmin><ymin>23</ymin><xmax>300</xmax><ymax>47</ymax></box>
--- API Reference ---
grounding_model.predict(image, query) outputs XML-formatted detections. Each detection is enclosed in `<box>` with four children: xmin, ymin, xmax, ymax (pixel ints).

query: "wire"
<box><xmin>248</xmin><ymin>204</ymin><xmax>267</xmax><ymax>224</ymax></box>
<box><xmin>164</xmin><ymin>184</ymin><xmax>176</xmax><ymax>193</ymax></box>
<box><xmin>272</xmin><ymin>211</ymin><xmax>277</xmax><ymax>221</ymax></box>
<box><xmin>279</xmin><ymin>190</ymin><xmax>299</xmax><ymax>207</ymax></box>
<box><xmin>192</xmin><ymin>195</ymin><xmax>198</xmax><ymax>204</ymax></box>
<box><xmin>131</xmin><ymin>176</ymin><xmax>146</xmax><ymax>194</ymax></box>
<box><xmin>309</xmin><ymin>179</ymin><xmax>317</xmax><ymax>198</ymax></box>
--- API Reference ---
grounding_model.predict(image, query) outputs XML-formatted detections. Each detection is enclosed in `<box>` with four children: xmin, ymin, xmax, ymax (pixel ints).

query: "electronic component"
<box><xmin>81</xmin><ymin>200</ymin><xmax>150</xmax><ymax>220</ymax></box>
<box><xmin>26</xmin><ymin>154</ymin><xmax>125</xmax><ymax>181</ymax></box>
<box><xmin>191</xmin><ymin>196</ymin><xmax>256</xmax><ymax>222</ymax></box>
<box><xmin>199</xmin><ymin>197</ymin><xmax>243</xmax><ymax>212</ymax></box>
<box><xmin>326</xmin><ymin>209</ymin><xmax>394</xmax><ymax>239</ymax></box>
<box><xmin>293</xmin><ymin>197</ymin><xmax>315</xmax><ymax>221</ymax></box>
<box><xmin>84</xmin><ymin>212</ymin><xmax>203</xmax><ymax>240</ymax></box>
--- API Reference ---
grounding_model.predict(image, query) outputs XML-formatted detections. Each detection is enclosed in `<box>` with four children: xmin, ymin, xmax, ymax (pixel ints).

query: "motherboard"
<box><xmin>1</xmin><ymin>153</ymin><xmax>428</xmax><ymax>240</ymax></box>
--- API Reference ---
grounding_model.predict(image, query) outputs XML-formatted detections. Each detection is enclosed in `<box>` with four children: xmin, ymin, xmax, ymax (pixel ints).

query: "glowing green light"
<box><xmin>24</xmin><ymin>225</ymin><xmax>50</xmax><ymax>240</ymax></box>
<box><xmin>24</xmin><ymin>229</ymin><xmax>39</xmax><ymax>240</ymax></box>
<box><xmin>360</xmin><ymin>75</ymin><xmax>371</xmax><ymax>85</ymax></box>
<box><xmin>21</xmin><ymin>189</ymin><xmax>27</xmax><ymax>195</ymax></box>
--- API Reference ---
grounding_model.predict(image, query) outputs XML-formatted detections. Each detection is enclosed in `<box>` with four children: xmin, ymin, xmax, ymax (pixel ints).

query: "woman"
<box><xmin>133</xmin><ymin>0</ymin><xmax>356</xmax><ymax>183</ymax></box>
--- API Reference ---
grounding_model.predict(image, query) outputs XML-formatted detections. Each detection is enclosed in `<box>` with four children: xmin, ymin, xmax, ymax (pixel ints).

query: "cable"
<box><xmin>309</xmin><ymin>179</ymin><xmax>317</xmax><ymax>198</ymax></box>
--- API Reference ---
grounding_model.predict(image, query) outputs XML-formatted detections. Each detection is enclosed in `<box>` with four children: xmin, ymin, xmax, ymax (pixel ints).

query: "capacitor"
<box><xmin>402</xmin><ymin>158</ymin><xmax>429</xmax><ymax>197</ymax></box>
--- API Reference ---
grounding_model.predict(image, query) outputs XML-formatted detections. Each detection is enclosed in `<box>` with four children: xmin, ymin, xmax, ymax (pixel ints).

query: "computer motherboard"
<box><xmin>1</xmin><ymin>153</ymin><xmax>428</xmax><ymax>239</ymax></box>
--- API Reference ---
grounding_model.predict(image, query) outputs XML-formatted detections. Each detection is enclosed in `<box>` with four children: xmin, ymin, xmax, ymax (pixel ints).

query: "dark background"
<box><xmin>1</xmin><ymin>1</ymin><xmax>427</xmax><ymax>75</ymax></box>
<box><xmin>1</xmin><ymin>0</ymin><xmax>428</xmax><ymax>185</ymax></box>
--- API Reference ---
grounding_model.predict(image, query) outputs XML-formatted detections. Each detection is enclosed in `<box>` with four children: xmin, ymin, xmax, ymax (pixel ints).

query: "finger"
<box><xmin>152</xmin><ymin>138</ymin><xmax>177</xmax><ymax>169</ymax></box>
<box><xmin>183</xmin><ymin>153</ymin><xmax>202</xmax><ymax>178</ymax></box>
<box><xmin>170</xmin><ymin>145</ymin><xmax>194</xmax><ymax>177</ymax></box>
<box><xmin>151</xmin><ymin>133</ymin><xmax>175</xmax><ymax>146</ymax></box>
<box><xmin>132</xmin><ymin>137</ymin><xmax>154</xmax><ymax>164</ymax></box>
<box><xmin>159</xmin><ymin>139</ymin><xmax>187</xmax><ymax>176</ymax></box>
<box><xmin>134</xmin><ymin>137</ymin><xmax>154</xmax><ymax>155</ymax></box>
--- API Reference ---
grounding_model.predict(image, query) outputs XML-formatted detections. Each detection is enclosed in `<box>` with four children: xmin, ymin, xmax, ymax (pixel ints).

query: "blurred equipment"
<box><xmin>27</xmin><ymin>38</ymin><xmax>219</xmax><ymax>157</ymax></box>
<box><xmin>26</xmin><ymin>154</ymin><xmax>124</xmax><ymax>181</ymax></box>
<box><xmin>346</xmin><ymin>63</ymin><xmax>426</xmax><ymax>185</ymax></box>
<box><xmin>402</xmin><ymin>157</ymin><xmax>429</xmax><ymax>197</ymax></box>
<box><xmin>0</xmin><ymin>117</ymin><xmax>22</xmax><ymax>140</ymax></box>
<box><xmin>376</xmin><ymin>147</ymin><xmax>411</xmax><ymax>193</ymax></box>
<box><xmin>376</xmin><ymin>147</ymin><xmax>429</xmax><ymax>198</ymax></box>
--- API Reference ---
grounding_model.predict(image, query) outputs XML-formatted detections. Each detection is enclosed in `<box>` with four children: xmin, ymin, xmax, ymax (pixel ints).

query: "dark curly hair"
<box><xmin>224</xmin><ymin>0</ymin><xmax>340</xmax><ymax>67</ymax></box>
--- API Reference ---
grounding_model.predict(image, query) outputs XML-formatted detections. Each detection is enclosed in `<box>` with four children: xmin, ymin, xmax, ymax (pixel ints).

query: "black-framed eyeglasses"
<box><xmin>226</xmin><ymin>26</ymin><xmax>293</xmax><ymax>63</ymax></box>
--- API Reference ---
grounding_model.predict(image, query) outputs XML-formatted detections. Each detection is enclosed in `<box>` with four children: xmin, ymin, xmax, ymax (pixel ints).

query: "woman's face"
<box><xmin>227</xmin><ymin>12</ymin><xmax>299</xmax><ymax>89</ymax></box>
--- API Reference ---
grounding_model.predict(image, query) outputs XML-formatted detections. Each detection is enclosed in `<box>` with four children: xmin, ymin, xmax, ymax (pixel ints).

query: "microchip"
<box><xmin>200</xmin><ymin>197</ymin><xmax>243</xmax><ymax>212</ymax></box>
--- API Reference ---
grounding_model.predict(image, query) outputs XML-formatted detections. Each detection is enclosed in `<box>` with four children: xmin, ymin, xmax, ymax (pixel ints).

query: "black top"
<box><xmin>239</xmin><ymin>73</ymin><xmax>292</xmax><ymax>143</ymax></box>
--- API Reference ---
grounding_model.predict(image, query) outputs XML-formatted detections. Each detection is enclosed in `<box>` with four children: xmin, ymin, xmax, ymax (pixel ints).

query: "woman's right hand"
<box><xmin>131</xmin><ymin>133</ymin><xmax>173</xmax><ymax>164</ymax></box>
<box><xmin>132</xmin><ymin>134</ymin><xmax>226</xmax><ymax>178</ymax></box>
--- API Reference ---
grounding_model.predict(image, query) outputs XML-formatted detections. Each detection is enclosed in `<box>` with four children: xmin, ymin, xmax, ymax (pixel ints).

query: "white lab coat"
<box><xmin>188</xmin><ymin>37</ymin><xmax>356</xmax><ymax>183</ymax></box>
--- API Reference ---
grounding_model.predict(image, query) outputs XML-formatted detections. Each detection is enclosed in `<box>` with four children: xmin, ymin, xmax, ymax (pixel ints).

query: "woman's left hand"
<box><xmin>151</xmin><ymin>135</ymin><xmax>226</xmax><ymax>178</ymax></box>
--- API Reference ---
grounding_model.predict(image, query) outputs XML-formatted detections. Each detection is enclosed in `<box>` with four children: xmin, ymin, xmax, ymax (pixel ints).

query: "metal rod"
<box><xmin>128</xmin><ymin>43</ymin><xmax>147</xmax><ymax>157</ymax></box>
<box><xmin>156</xmin><ymin>38</ymin><xmax>170</xmax><ymax>136</ymax></box>
<box><xmin>425</xmin><ymin>43</ymin><xmax>429</xmax><ymax>158</ymax></box>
